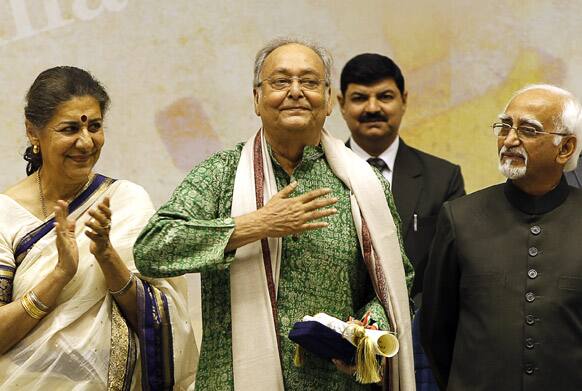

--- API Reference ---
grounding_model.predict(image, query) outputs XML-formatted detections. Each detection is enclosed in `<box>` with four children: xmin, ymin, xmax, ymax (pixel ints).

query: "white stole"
<box><xmin>229</xmin><ymin>129</ymin><xmax>415</xmax><ymax>391</ymax></box>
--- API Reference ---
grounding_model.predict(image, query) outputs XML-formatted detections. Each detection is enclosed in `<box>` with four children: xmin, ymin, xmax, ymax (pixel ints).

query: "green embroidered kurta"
<box><xmin>134</xmin><ymin>142</ymin><xmax>413</xmax><ymax>390</ymax></box>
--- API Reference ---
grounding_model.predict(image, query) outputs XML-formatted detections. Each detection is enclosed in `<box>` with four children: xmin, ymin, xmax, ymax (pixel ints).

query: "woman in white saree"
<box><xmin>0</xmin><ymin>66</ymin><xmax>197</xmax><ymax>390</ymax></box>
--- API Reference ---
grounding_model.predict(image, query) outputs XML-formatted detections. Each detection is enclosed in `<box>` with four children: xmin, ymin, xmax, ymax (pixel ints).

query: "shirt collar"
<box><xmin>349</xmin><ymin>136</ymin><xmax>399</xmax><ymax>171</ymax></box>
<box><xmin>503</xmin><ymin>175</ymin><xmax>570</xmax><ymax>215</ymax></box>
<box><xmin>266</xmin><ymin>142</ymin><xmax>324</xmax><ymax>171</ymax></box>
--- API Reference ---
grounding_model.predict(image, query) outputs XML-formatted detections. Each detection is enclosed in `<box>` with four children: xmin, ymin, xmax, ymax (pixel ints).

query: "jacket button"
<box><xmin>530</xmin><ymin>225</ymin><xmax>541</xmax><ymax>235</ymax></box>
<box><xmin>528</xmin><ymin>269</ymin><xmax>538</xmax><ymax>279</ymax></box>
<box><xmin>528</xmin><ymin>247</ymin><xmax>538</xmax><ymax>257</ymax></box>
<box><xmin>525</xmin><ymin>315</ymin><xmax>535</xmax><ymax>325</ymax></box>
<box><xmin>525</xmin><ymin>292</ymin><xmax>536</xmax><ymax>302</ymax></box>
<box><xmin>525</xmin><ymin>366</ymin><xmax>534</xmax><ymax>375</ymax></box>
<box><xmin>525</xmin><ymin>338</ymin><xmax>535</xmax><ymax>349</ymax></box>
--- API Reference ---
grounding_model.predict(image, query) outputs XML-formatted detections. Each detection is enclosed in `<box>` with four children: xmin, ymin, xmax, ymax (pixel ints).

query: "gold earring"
<box><xmin>32</xmin><ymin>145</ymin><xmax>39</xmax><ymax>154</ymax></box>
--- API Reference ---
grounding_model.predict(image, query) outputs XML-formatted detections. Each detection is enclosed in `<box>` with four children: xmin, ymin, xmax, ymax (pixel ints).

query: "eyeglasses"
<box><xmin>492</xmin><ymin>122</ymin><xmax>569</xmax><ymax>139</ymax></box>
<box><xmin>257</xmin><ymin>76</ymin><xmax>327</xmax><ymax>91</ymax></box>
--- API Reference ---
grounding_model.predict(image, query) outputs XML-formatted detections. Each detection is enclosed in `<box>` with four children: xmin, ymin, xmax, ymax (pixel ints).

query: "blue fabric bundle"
<box><xmin>289</xmin><ymin>320</ymin><xmax>356</xmax><ymax>364</ymax></box>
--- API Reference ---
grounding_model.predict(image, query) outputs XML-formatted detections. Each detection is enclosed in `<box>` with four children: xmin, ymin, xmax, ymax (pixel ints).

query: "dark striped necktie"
<box><xmin>367</xmin><ymin>157</ymin><xmax>389</xmax><ymax>172</ymax></box>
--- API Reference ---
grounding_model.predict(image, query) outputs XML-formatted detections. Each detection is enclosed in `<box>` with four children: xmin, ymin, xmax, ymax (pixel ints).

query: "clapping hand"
<box><xmin>85</xmin><ymin>197</ymin><xmax>113</xmax><ymax>258</ymax></box>
<box><xmin>54</xmin><ymin>200</ymin><xmax>79</xmax><ymax>280</ymax></box>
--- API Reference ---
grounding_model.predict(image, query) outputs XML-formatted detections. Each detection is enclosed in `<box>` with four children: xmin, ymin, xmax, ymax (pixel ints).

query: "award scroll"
<box><xmin>289</xmin><ymin>312</ymin><xmax>399</xmax><ymax>383</ymax></box>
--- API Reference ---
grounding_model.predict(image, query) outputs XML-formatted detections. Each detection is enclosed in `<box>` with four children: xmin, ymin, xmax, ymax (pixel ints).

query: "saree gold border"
<box><xmin>107</xmin><ymin>302</ymin><xmax>137</xmax><ymax>391</ymax></box>
<box><xmin>84</xmin><ymin>178</ymin><xmax>115</xmax><ymax>213</ymax></box>
<box><xmin>0</xmin><ymin>278</ymin><xmax>13</xmax><ymax>304</ymax></box>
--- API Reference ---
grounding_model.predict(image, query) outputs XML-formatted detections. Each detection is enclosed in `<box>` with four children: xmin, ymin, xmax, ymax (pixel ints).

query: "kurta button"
<box><xmin>528</xmin><ymin>269</ymin><xmax>538</xmax><ymax>279</ymax></box>
<box><xmin>525</xmin><ymin>366</ymin><xmax>534</xmax><ymax>375</ymax></box>
<box><xmin>525</xmin><ymin>338</ymin><xmax>535</xmax><ymax>349</ymax></box>
<box><xmin>526</xmin><ymin>315</ymin><xmax>535</xmax><ymax>325</ymax></box>
<box><xmin>528</xmin><ymin>247</ymin><xmax>538</xmax><ymax>257</ymax></box>
<box><xmin>525</xmin><ymin>292</ymin><xmax>536</xmax><ymax>302</ymax></box>
<box><xmin>530</xmin><ymin>225</ymin><xmax>541</xmax><ymax>235</ymax></box>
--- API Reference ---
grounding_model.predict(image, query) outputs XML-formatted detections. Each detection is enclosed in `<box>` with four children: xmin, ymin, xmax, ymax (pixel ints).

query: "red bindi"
<box><xmin>81</xmin><ymin>115</ymin><xmax>87</xmax><ymax>122</ymax></box>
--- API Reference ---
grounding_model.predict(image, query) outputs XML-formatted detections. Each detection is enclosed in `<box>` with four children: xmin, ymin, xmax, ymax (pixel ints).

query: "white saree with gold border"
<box><xmin>0</xmin><ymin>178</ymin><xmax>197</xmax><ymax>390</ymax></box>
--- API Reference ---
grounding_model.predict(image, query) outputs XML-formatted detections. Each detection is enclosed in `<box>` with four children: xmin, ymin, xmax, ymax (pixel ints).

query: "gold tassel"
<box><xmin>352</xmin><ymin>325</ymin><xmax>381</xmax><ymax>384</ymax></box>
<box><xmin>293</xmin><ymin>344</ymin><xmax>305</xmax><ymax>367</ymax></box>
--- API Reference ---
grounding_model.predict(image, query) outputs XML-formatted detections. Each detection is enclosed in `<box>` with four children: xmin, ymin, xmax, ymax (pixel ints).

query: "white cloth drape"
<box><xmin>229</xmin><ymin>129</ymin><xmax>414</xmax><ymax>391</ymax></box>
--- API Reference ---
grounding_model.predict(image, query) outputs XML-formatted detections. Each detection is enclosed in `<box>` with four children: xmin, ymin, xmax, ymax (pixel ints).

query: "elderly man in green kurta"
<box><xmin>134</xmin><ymin>38</ymin><xmax>416</xmax><ymax>391</ymax></box>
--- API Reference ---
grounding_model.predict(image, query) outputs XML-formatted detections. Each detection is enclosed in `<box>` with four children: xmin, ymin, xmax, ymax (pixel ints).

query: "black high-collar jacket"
<box><xmin>421</xmin><ymin>177</ymin><xmax>582</xmax><ymax>391</ymax></box>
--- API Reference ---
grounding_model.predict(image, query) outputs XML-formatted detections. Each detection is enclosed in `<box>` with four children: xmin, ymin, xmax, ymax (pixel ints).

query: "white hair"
<box><xmin>507</xmin><ymin>84</ymin><xmax>582</xmax><ymax>171</ymax></box>
<box><xmin>253</xmin><ymin>37</ymin><xmax>333</xmax><ymax>88</ymax></box>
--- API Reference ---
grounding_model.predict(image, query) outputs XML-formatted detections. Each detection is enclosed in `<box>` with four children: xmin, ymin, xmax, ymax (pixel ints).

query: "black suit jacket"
<box><xmin>347</xmin><ymin>138</ymin><xmax>465</xmax><ymax>299</ymax></box>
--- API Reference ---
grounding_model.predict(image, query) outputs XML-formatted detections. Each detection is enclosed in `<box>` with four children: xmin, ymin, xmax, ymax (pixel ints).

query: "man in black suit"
<box><xmin>422</xmin><ymin>84</ymin><xmax>582</xmax><ymax>390</ymax></box>
<box><xmin>338</xmin><ymin>53</ymin><xmax>465</xmax><ymax>302</ymax></box>
<box><xmin>339</xmin><ymin>53</ymin><xmax>465</xmax><ymax>390</ymax></box>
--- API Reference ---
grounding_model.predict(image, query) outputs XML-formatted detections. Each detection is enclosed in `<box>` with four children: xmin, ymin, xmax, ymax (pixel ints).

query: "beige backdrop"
<box><xmin>2</xmin><ymin>0</ymin><xmax>581</xmax><ymax>349</ymax></box>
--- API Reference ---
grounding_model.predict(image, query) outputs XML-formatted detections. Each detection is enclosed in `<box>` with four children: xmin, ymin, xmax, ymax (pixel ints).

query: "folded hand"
<box><xmin>332</xmin><ymin>358</ymin><xmax>356</xmax><ymax>376</ymax></box>
<box><xmin>259</xmin><ymin>181</ymin><xmax>338</xmax><ymax>237</ymax></box>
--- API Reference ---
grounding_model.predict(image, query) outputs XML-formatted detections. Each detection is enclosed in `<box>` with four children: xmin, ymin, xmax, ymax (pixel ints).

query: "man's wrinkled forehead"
<box><xmin>504</xmin><ymin>89</ymin><xmax>564</xmax><ymax>125</ymax></box>
<box><xmin>260</xmin><ymin>44</ymin><xmax>325</xmax><ymax>78</ymax></box>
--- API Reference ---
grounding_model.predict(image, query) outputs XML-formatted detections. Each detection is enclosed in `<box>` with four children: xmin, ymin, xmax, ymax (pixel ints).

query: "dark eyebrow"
<box><xmin>56</xmin><ymin>117</ymin><xmax>102</xmax><ymax>126</ymax></box>
<box><xmin>56</xmin><ymin>121</ymin><xmax>80</xmax><ymax>126</ymax></box>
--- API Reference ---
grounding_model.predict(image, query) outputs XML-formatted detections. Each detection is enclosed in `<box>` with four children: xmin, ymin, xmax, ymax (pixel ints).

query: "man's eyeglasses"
<box><xmin>258</xmin><ymin>76</ymin><xmax>327</xmax><ymax>91</ymax></box>
<box><xmin>492</xmin><ymin>122</ymin><xmax>569</xmax><ymax>139</ymax></box>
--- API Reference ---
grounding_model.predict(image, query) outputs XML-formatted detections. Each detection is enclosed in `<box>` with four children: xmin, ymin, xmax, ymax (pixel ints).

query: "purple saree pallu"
<box><xmin>137</xmin><ymin>279</ymin><xmax>175</xmax><ymax>391</ymax></box>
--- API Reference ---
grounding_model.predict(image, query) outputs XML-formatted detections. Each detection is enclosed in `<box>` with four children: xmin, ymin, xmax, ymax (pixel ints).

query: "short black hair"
<box><xmin>340</xmin><ymin>53</ymin><xmax>405</xmax><ymax>96</ymax></box>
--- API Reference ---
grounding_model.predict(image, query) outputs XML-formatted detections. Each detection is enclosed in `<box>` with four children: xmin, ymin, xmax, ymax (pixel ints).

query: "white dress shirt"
<box><xmin>349</xmin><ymin>136</ymin><xmax>399</xmax><ymax>187</ymax></box>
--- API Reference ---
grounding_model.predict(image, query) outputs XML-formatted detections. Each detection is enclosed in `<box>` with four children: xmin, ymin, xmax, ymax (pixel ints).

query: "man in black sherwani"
<box><xmin>421</xmin><ymin>84</ymin><xmax>582</xmax><ymax>391</ymax></box>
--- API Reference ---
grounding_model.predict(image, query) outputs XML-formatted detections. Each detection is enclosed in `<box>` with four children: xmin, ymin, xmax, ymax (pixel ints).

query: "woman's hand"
<box><xmin>85</xmin><ymin>197</ymin><xmax>138</xmax><ymax>328</ymax></box>
<box><xmin>85</xmin><ymin>197</ymin><xmax>114</xmax><ymax>260</ymax></box>
<box><xmin>53</xmin><ymin>200</ymin><xmax>79</xmax><ymax>281</ymax></box>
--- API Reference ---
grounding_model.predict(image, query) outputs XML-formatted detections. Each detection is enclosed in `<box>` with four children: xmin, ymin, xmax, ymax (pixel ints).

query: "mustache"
<box><xmin>499</xmin><ymin>145</ymin><xmax>527</xmax><ymax>159</ymax></box>
<box><xmin>358</xmin><ymin>112</ymin><xmax>388</xmax><ymax>123</ymax></box>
